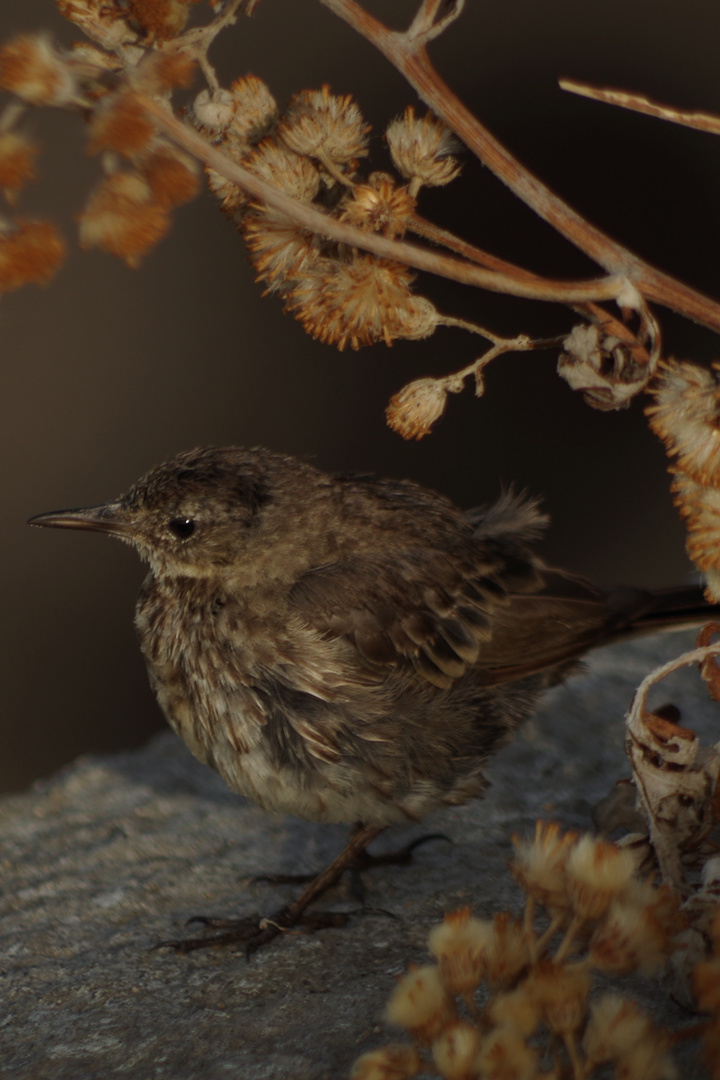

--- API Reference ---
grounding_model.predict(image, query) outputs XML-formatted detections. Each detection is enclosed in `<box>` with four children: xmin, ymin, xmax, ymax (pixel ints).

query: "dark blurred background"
<box><xmin>2</xmin><ymin>0</ymin><xmax>720</xmax><ymax>792</ymax></box>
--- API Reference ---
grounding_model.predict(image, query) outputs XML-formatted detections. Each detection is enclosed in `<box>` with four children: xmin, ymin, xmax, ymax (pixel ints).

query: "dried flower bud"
<box><xmin>565</xmin><ymin>835</ymin><xmax>636</xmax><ymax>921</ymax></box>
<box><xmin>386</xmin><ymin>378</ymin><xmax>448</xmax><ymax>440</ymax></box>
<box><xmin>87</xmin><ymin>92</ymin><xmax>155</xmax><ymax>157</ymax></box>
<box><xmin>480</xmin><ymin>912</ymin><xmax>532</xmax><ymax>992</ymax></box>
<box><xmin>141</xmin><ymin>147</ymin><xmax>200</xmax><ymax>207</ymax></box>
<box><xmin>126</xmin><ymin>0</ymin><xmax>199</xmax><ymax>41</ymax></box>
<box><xmin>0</xmin><ymin>131</ymin><xmax>38</xmax><ymax>199</ymax></box>
<box><xmin>338</xmin><ymin>173</ymin><xmax>416</xmax><ymax>238</ymax></box>
<box><xmin>386</xmin><ymin>107</ymin><xmax>460</xmax><ymax>193</ymax></box>
<box><xmin>350</xmin><ymin>1044</ymin><xmax>423</xmax><ymax>1080</ymax></box>
<box><xmin>647</xmin><ymin>359</ymin><xmax>720</xmax><ymax>485</ymax></box>
<box><xmin>0</xmin><ymin>35</ymin><xmax>77</xmax><ymax>107</ymax></box>
<box><xmin>431</xmin><ymin>1022</ymin><xmax>482</xmax><ymax>1080</ymax></box>
<box><xmin>486</xmin><ymin>986</ymin><xmax>541</xmax><ymax>1038</ymax></box>
<box><xmin>228</xmin><ymin>75</ymin><xmax>278</xmax><ymax>143</ymax></box>
<box><xmin>589</xmin><ymin>894</ymin><xmax>673</xmax><ymax>975</ymax></box>
<box><xmin>582</xmin><ymin>994</ymin><xmax>675</xmax><ymax>1078</ymax></box>
<box><xmin>288</xmin><ymin>256</ymin><xmax>437</xmax><ymax>352</ymax></box>
<box><xmin>245</xmin><ymin>138</ymin><xmax>320</xmax><ymax>202</ymax></box>
<box><xmin>510</xmin><ymin>821</ymin><xmax>578</xmax><ymax>916</ymax></box>
<box><xmin>56</xmin><ymin>0</ymin><xmax>137</xmax><ymax>50</ymax></box>
<box><xmin>524</xmin><ymin>961</ymin><xmax>590</xmax><ymax>1036</ymax></box>
<box><xmin>428</xmin><ymin>907</ymin><xmax>492</xmax><ymax>996</ymax></box>
<box><xmin>0</xmin><ymin>217</ymin><xmax>65</xmax><ymax>293</ymax></box>
<box><xmin>385</xmin><ymin>965</ymin><xmax>457</xmax><ymax>1045</ymax></box>
<box><xmin>670</xmin><ymin>471</ymin><xmax>720</xmax><ymax>585</ymax></box>
<box><xmin>193</xmin><ymin>88</ymin><xmax>237</xmax><ymax>135</ymax></box>
<box><xmin>78</xmin><ymin>171</ymin><xmax>169</xmax><ymax>267</ymax></box>
<box><xmin>243</xmin><ymin>211</ymin><xmax>319</xmax><ymax>294</ymax></box>
<box><xmin>475</xmin><ymin>1025</ymin><xmax>537</xmax><ymax>1080</ymax></box>
<box><xmin>278</xmin><ymin>84</ymin><xmax>369</xmax><ymax>167</ymax></box>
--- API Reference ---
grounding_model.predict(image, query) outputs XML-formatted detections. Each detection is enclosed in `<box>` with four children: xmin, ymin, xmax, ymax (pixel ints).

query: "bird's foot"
<box><xmin>153</xmin><ymin>907</ymin><xmax>354</xmax><ymax>956</ymax></box>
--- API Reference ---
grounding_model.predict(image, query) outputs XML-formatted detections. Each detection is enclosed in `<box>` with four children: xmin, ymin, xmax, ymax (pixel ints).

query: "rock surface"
<box><xmin>1</xmin><ymin>631</ymin><xmax>716</xmax><ymax>1079</ymax></box>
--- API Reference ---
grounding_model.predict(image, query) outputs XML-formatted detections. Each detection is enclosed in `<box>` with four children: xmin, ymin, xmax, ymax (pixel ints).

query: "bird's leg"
<box><xmin>154</xmin><ymin>823</ymin><xmax>386</xmax><ymax>956</ymax></box>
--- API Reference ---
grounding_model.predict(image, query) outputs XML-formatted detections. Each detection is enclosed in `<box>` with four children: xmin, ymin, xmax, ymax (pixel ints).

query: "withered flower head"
<box><xmin>245</xmin><ymin>138</ymin><xmax>321</xmax><ymax>202</ymax></box>
<box><xmin>278</xmin><ymin>84</ymin><xmax>369</xmax><ymax>167</ymax></box>
<box><xmin>386</xmin><ymin>377</ymin><xmax>448</xmax><ymax>440</ymax></box>
<box><xmin>87</xmin><ymin>91</ymin><xmax>155</xmax><ymax>157</ymax></box>
<box><xmin>141</xmin><ymin>147</ymin><xmax>200</xmax><ymax>208</ymax></box>
<box><xmin>125</xmin><ymin>0</ymin><xmax>199</xmax><ymax>42</ymax></box>
<box><xmin>56</xmin><ymin>0</ymin><xmax>137</xmax><ymax>50</ymax></box>
<box><xmin>228</xmin><ymin>75</ymin><xmax>279</xmax><ymax>144</ymax></box>
<box><xmin>0</xmin><ymin>217</ymin><xmax>65</xmax><ymax>293</ymax></box>
<box><xmin>385</xmin><ymin>964</ymin><xmax>457</xmax><ymax>1045</ymax></box>
<box><xmin>0</xmin><ymin>34</ymin><xmax>77</xmax><ymax>107</ymax></box>
<box><xmin>78</xmin><ymin>171</ymin><xmax>169</xmax><ymax>267</ymax></box>
<box><xmin>193</xmin><ymin>88</ymin><xmax>237</xmax><ymax>135</ymax></box>
<box><xmin>428</xmin><ymin>906</ymin><xmax>493</xmax><ymax>996</ymax></box>
<box><xmin>349</xmin><ymin>1044</ymin><xmax>423</xmax><ymax>1080</ymax></box>
<box><xmin>524</xmin><ymin>961</ymin><xmax>591</xmax><ymax>1037</ymax></box>
<box><xmin>475</xmin><ymin>1025</ymin><xmax>537</xmax><ymax>1080</ymax></box>
<box><xmin>338</xmin><ymin>173</ymin><xmax>416</xmax><ymax>238</ymax></box>
<box><xmin>565</xmin><ymin>835</ymin><xmax>636</xmax><ymax>921</ymax></box>
<box><xmin>510</xmin><ymin>820</ymin><xmax>578</xmax><ymax>916</ymax></box>
<box><xmin>386</xmin><ymin>107</ymin><xmax>460</xmax><ymax>193</ymax></box>
<box><xmin>589</xmin><ymin>893</ymin><xmax>676</xmax><ymax>976</ymax></box>
<box><xmin>647</xmin><ymin>359</ymin><xmax>720</xmax><ymax>485</ymax></box>
<box><xmin>0</xmin><ymin>131</ymin><xmax>39</xmax><ymax>199</ymax></box>
<box><xmin>431</xmin><ymin>1022</ymin><xmax>482</xmax><ymax>1080</ymax></box>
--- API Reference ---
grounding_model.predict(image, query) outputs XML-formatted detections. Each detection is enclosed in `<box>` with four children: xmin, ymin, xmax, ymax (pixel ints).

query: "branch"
<box><xmin>318</xmin><ymin>0</ymin><xmax>720</xmax><ymax>336</ymax></box>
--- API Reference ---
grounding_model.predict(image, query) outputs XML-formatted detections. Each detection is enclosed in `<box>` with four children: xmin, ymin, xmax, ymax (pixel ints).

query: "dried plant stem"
<box><xmin>553</xmin><ymin>913</ymin><xmax>582</xmax><ymax>964</ymax></box>
<box><xmin>319</xmin><ymin>0</ymin><xmax>720</xmax><ymax>335</ymax></box>
<box><xmin>560</xmin><ymin>78</ymin><xmax>720</xmax><ymax>137</ymax></box>
<box><xmin>140</xmin><ymin>96</ymin><xmax>623</xmax><ymax>304</ymax></box>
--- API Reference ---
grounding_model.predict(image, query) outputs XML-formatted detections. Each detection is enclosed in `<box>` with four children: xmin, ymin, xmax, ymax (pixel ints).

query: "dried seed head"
<box><xmin>126</xmin><ymin>0</ymin><xmax>198</xmax><ymax>41</ymax></box>
<box><xmin>338</xmin><ymin>173</ymin><xmax>416</xmax><ymax>238</ymax></box>
<box><xmin>510</xmin><ymin>821</ymin><xmax>578</xmax><ymax>916</ymax></box>
<box><xmin>385</xmin><ymin>965</ymin><xmax>457</xmax><ymax>1045</ymax></box>
<box><xmin>670</xmin><ymin>470</ymin><xmax>720</xmax><ymax>582</ymax></box>
<box><xmin>245</xmin><ymin>138</ymin><xmax>321</xmax><ymax>202</ymax></box>
<box><xmin>486</xmin><ymin>986</ymin><xmax>541</xmax><ymax>1038</ymax></box>
<box><xmin>431</xmin><ymin>1022</ymin><xmax>482</xmax><ymax>1080</ymax></box>
<box><xmin>0</xmin><ymin>35</ymin><xmax>77</xmax><ymax>107</ymax></box>
<box><xmin>386</xmin><ymin>378</ymin><xmax>448</xmax><ymax>440</ymax></box>
<box><xmin>243</xmin><ymin>210</ymin><xmax>320</xmax><ymax>294</ymax></box>
<box><xmin>278</xmin><ymin>84</ymin><xmax>369</xmax><ymax>167</ymax></box>
<box><xmin>141</xmin><ymin>147</ymin><xmax>200</xmax><ymax>207</ymax></box>
<box><xmin>0</xmin><ymin>218</ymin><xmax>65</xmax><ymax>293</ymax></box>
<box><xmin>582</xmin><ymin>994</ymin><xmax>675</xmax><ymax>1078</ymax></box>
<box><xmin>475</xmin><ymin>1025</ymin><xmax>537</xmax><ymax>1080</ymax></box>
<box><xmin>647</xmin><ymin>359</ymin><xmax>720</xmax><ymax>485</ymax></box>
<box><xmin>56</xmin><ymin>0</ymin><xmax>137</xmax><ymax>49</ymax></box>
<box><xmin>287</xmin><ymin>255</ymin><xmax>437</xmax><ymax>351</ymax></box>
<box><xmin>87</xmin><ymin>92</ymin><xmax>155</xmax><ymax>157</ymax></box>
<box><xmin>480</xmin><ymin>912</ymin><xmax>532</xmax><ymax>992</ymax></box>
<box><xmin>558</xmin><ymin>322</ymin><xmax>650</xmax><ymax>410</ymax></box>
<box><xmin>350</xmin><ymin>1044</ymin><xmax>424</xmax><ymax>1080</ymax></box>
<box><xmin>565</xmin><ymin>835</ymin><xmax>636</xmax><ymax>921</ymax></box>
<box><xmin>427</xmin><ymin>907</ymin><xmax>493</xmax><ymax>996</ymax></box>
<box><xmin>0</xmin><ymin>131</ymin><xmax>39</xmax><ymax>199</ymax></box>
<box><xmin>589</xmin><ymin>894</ymin><xmax>674</xmax><ymax>975</ymax></box>
<box><xmin>205</xmin><ymin>140</ymin><xmax>250</xmax><ymax>218</ymax></box>
<box><xmin>524</xmin><ymin>961</ymin><xmax>591</xmax><ymax>1036</ymax></box>
<box><xmin>386</xmin><ymin>107</ymin><xmax>460</xmax><ymax>192</ymax></box>
<box><xmin>228</xmin><ymin>75</ymin><xmax>278</xmax><ymax>144</ymax></box>
<box><xmin>132</xmin><ymin>50</ymin><xmax>197</xmax><ymax>93</ymax></box>
<box><xmin>78</xmin><ymin>171</ymin><xmax>169</xmax><ymax>267</ymax></box>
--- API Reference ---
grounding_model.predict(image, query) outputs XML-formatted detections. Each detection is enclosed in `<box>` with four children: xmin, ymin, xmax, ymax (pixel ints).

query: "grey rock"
<box><xmin>1</xmin><ymin>631</ymin><xmax>715</xmax><ymax>1078</ymax></box>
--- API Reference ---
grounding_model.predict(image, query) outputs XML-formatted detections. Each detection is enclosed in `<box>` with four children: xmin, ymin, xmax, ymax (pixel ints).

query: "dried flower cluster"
<box><xmin>352</xmin><ymin>823</ymin><xmax>689</xmax><ymax>1080</ymax></box>
<box><xmin>202</xmin><ymin>78</ymin><xmax>461</xmax><ymax>351</ymax></box>
<box><xmin>646</xmin><ymin>360</ymin><xmax>720</xmax><ymax>601</ymax></box>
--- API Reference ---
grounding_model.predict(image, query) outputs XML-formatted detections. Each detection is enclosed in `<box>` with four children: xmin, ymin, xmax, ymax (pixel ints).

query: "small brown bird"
<box><xmin>29</xmin><ymin>446</ymin><xmax>711</xmax><ymax>952</ymax></box>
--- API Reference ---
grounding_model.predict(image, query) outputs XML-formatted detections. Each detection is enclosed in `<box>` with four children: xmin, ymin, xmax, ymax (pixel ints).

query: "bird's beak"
<box><xmin>28</xmin><ymin>502</ymin><xmax>131</xmax><ymax>537</ymax></box>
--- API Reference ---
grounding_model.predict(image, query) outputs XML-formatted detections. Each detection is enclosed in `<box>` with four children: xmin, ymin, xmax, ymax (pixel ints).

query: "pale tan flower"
<box><xmin>386</xmin><ymin>378</ymin><xmax>448</xmax><ymax>440</ymax></box>
<box><xmin>486</xmin><ymin>986</ymin><xmax>541</xmax><ymax>1038</ymax></box>
<box><xmin>589</xmin><ymin>894</ymin><xmax>673</xmax><ymax>975</ymax></box>
<box><xmin>287</xmin><ymin>255</ymin><xmax>437</xmax><ymax>351</ymax></box>
<box><xmin>583</xmin><ymin>994</ymin><xmax>676</xmax><ymax>1079</ymax></box>
<box><xmin>670</xmin><ymin>470</ymin><xmax>720</xmax><ymax>574</ymax></box>
<box><xmin>338</xmin><ymin>173</ymin><xmax>416</xmax><ymax>238</ymax></box>
<box><xmin>56</xmin><ymin>0</ymin><xmax>137</xmax><ymax>49</ymax></box>
<box><xmin>245</xmin><ymin>138</ymin><xmax>321</xmax><ymax>202</ymax></box>
<box><xmin>78</xmin><ymin>171</ymin><xmax>168</xmax><ymax>267</ymax></box>
<box><xmin>193</xmin><ymin>88</ymin><xmax>237</xmax><ymax>135</ymax></box>
<box><xmin>228</xmin><ymin>75</ymin><xmax>278</xmax><ymax>144</ymax></box>
<box><xmin>0</xmin><ymin>35</ymin><xmax>77</xmax><ymax>106</ymax></box>
<box><xmin>565</xmin><ymin>835</ymin><xmax>636</xmax><ymax>921</ymax></box>
<box><xmin>243</xmin><ymin>211</ymin><xmax>321</xmax><ymax>294</ymax></box>
<box><xmin>386</xmin><ymin>107</ymin><xmax>460</xmax><ymax>194</ymax></box>
<box><xmin>385</xmin><ymin>965</ymin><xmax>458</xmax><ymax>1045</ymax></box>
<box><xmin>474</xmin><ymin>1025</ymin><xmax>537</xmax><ymax>1080</ymax></box>
<box><xmin>0</xmin><ymin>218</ymin><xmax>65</xmax><ymax>293</ymax></box>
<box><xmin>87</xmin><ymin>91</ymin><xmax>155</xmax><ymax>157</ymax></box>
<box><xmin>647</xmin><ymin>359</ymin><xmax>720</xmax><ymax>485</ymax></box>
<box><xmin>431</xmin><ymin>1022</ymin><xmax>482</xmax><ymax>1080</ymax></box>
<box><xmin>278</xmin><ymin>84</ymin><xmax>369</xmax><ymax>167</ymax></box>
<box><xmin>141</xmin><ymin>147</ymin><xmax>200</xmax><ymax>208</ymax></box>
<box><xmin>0</xmin><ymin>132</ymin><xmax>38</xmax><ymax>200</ymax></box>
<box><xmin>350</xmin><ymin>1044</ymin><xmax>424</xmax><ymax>1080</ymax></box>
<box><xmin>428</xmin><ymin>907</ymin><xmax>493</xmax><ymax>996</ymax></box>
<box><xmin>480</xmin><ymin>913</ymin><xmax>532</xmax><ymax>992</ymax></box>
<box><xmin>523</xmin><ymin>961</ymin><xmax>590</xmax><ymax>1036</ymax></box>
<box><xmin>510</xmin><ymin>821</ymin><xmax>578</xmax><ymax>915</ymax></box>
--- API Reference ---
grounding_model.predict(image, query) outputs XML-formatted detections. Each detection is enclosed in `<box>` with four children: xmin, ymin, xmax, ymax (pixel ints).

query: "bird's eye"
<box><xmin>168</xmin><ymin>517</ymin><xmax>196</xmax><ymax>539</ymax></box>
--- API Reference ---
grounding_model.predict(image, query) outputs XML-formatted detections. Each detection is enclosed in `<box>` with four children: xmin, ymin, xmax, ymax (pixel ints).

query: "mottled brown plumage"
<box><xmin>28</xmin><ymin>446</ymin><xmax>712</xmax><ymax>952</ymax></box>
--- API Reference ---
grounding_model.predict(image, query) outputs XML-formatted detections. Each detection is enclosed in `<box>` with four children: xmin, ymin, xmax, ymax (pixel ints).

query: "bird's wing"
<box><xmin>289</xmin><ymin>545</ymin><xmax>628</xmax><ymax>690</ymax></box>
